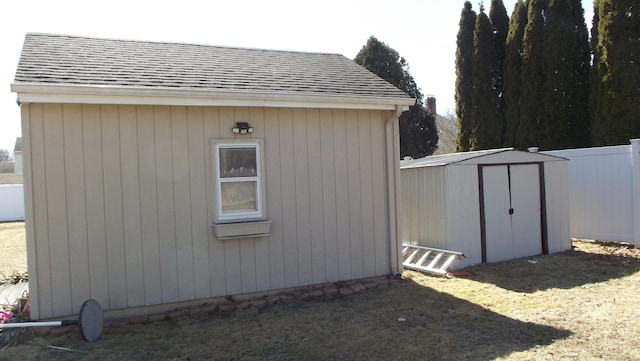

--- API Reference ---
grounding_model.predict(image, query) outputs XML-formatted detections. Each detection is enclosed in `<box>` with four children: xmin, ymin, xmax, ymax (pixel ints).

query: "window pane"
<box><xmin>219</xmin><ymin>147</ymin><xmax>257</xmax><ymax>178</ymax></box>
<box><xmin>221</xmin><ymin>181</ymin><xmax>257</xmax><ymax>212</ymax></box>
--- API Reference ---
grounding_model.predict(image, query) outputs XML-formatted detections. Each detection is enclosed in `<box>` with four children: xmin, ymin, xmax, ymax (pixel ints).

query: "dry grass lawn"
<box><xmin>0</xmin><ymin>222</ymin><xmax>27</xmax><ymax>281</ymax></box>
<box><xmin>1</xmin><ymin>221</ymin><xmax>640</xmax><ymax>360</ymax></box>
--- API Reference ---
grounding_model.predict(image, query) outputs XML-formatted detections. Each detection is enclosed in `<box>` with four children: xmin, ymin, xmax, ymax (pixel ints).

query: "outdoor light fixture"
<box><xmin>232</xmin><ymin>122</ymin><xmax>254</xmax><ymax>134</ymax></box>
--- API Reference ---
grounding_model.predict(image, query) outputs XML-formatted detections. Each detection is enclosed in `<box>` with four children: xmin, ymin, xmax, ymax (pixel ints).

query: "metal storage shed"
<box><xmin>400</xmin><ymin>148</ymin><xmax>570</xmax><ymax>268</ymax></box>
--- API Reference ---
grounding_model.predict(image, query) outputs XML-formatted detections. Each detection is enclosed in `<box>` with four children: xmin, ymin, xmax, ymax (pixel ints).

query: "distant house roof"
<box><xmin>14</xmin><ymin>137</ymin><xmax>22</xmax><ymax>152</ymax></box>
<box><xmin>401</xmin><ymin>148</ymin><xmax>566</xmax><ymax>169</ymax></box>
<box><xmin>11</xmin><ymin>33</ymin><xmax>414</xmax><ymax>110</ymax></box>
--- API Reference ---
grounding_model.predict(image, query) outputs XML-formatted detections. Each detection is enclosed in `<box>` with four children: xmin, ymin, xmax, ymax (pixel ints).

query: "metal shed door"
<box><xmin>482</xmin><ymin>164</ymin><xmax>542</xmax><ymax>263</ymax></box>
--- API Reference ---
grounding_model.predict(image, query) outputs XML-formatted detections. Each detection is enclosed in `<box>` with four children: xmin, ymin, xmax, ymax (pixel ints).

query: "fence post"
<box><xmin>631</xmin><ymin>139</ymin><xmax>640</xmax><ymax>247</ymax></box>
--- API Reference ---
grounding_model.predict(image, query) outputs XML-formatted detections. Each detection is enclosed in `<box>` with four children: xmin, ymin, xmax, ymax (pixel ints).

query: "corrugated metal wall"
<box><xmin>542</xmin><ymin>161</ymin><xmax>571</xmax><ymax>253</ymax></box>
<box><xmin>22</xmin><ymin>103</ymin><xmax>392</xmax><ymax>319</ymax></box>
<box><xmin>401</xmin><ymin>164</ymin><xmax>484</xmax><ymax>267</ymax></box>
<box><xmin>443</xmin><ymin>165</ymin><xmax>482</xmax><ymax>266</ymax></box>
<box><xmin>401</xmin><ymin>166</ymin><xmax>446</xmax><ymax>249</ymax></box>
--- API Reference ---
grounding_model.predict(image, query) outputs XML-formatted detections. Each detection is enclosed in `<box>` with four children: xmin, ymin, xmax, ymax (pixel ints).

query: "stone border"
<box><xmin>28</xmin><ymin>276</ymin><xmax>403</xmax><ymax>337</ymax></box>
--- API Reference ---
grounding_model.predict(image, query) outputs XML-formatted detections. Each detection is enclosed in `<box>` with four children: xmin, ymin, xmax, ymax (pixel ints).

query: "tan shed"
<box><xmin>400</xmin><ymin>148</ymin><xmax>570</xmax><ymax>268</ymax></box>
<box><xmin>11</xmin><ymin>33</ymin><xmax>414</xmax><ymax>319</ymax></box>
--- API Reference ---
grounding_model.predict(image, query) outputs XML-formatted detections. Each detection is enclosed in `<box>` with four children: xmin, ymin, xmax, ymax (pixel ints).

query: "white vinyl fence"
<box><xmin>543</xmin><ymin>139</ymin><xmax>640</xmax><ymax>247</ymax></box>
<box><xmin>0</xmin><ymin>184</ymin><xmax>25</xmax><ymax>222</ymax></box>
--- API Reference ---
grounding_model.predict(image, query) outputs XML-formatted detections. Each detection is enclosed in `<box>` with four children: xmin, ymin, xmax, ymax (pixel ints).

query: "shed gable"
<box><xmin>12</xmin><ymin>34</ymin><xmax>410</xmax><ymax>320</ymax></box>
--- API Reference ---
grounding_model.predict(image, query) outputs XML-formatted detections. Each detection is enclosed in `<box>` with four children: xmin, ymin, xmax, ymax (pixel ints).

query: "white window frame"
<box><xmin>212</xmin><ymin>139</ymin><xmax>266</xmax><ymax>224</ymax></box>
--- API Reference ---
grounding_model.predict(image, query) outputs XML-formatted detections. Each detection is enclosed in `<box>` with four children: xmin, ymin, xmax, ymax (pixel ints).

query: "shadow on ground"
<box><xmin>1</xmin><ymin>278</ymin><xmax>572</xmax><ymax>361</ymax></box>
<box><xmin>460</xmin><ymin>243</ymin><xmax>640</xmax><ymax>293</ymax></box>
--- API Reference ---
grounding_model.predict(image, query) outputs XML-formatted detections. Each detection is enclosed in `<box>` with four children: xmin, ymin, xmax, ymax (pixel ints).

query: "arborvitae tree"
<box><xmin>569</xmin><ymin>0</ymin><xmax>591</xmax><ymax>147</ymax></box>
<box><xmin>354</xmin><ymin>36</ymin><xmax>438</xmax><ymax>158</ymax></box>
<box><xmin>469</xmin><ymin>7</ymin><xmax>502</xmax><ymax>150</ymax></box>
<box><xmin>589</xmin><ymin>1</ymin><xmax>605</xmax><ymax>143</ymax></box>
<box><xmin>518</xmin><ymin>0</ymin><xmax>548</xmax><ymax>149</ymax></box>
<box><xmin>490</xmin><ymin>0</ymin><xmax>510</xmax><ymax>144</ymax></box>
<box><xmin>504</xmin><ymin>0</ymin><xmax>528</xmax><ymax>147</ymax></box>
<box><xmin>591</xmin><ymin>0</ymin><xmax>640</xmax><ymax>145</ymax></box>
<box><xmin>541</xmin><ymin>0</ymin><xmax>590</xmax><ymax>149</ymax></box>
<box><xmin>455</xmin><ymin>2</ymin><xmax>477</xmax><ymax>151</ymax></box>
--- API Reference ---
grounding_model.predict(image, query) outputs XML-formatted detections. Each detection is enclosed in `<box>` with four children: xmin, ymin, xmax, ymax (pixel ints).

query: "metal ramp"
<box><xmin>402</xmin><ymin>244</ymin><xmax>466</xmax><ymax>277</ymax></box>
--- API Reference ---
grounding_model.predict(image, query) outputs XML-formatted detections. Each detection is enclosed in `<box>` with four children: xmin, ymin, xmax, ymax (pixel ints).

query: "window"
<box><xmin>213</xmin><ymin>140</ymin><xmax>265</xmax><ymax>223</ymax></box>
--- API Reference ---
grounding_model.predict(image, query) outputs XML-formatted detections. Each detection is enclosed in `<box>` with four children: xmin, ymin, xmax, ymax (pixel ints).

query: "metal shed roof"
<box><xmin>400</xmin><ymin>148</ymin><xmax>567</xmax><ymax>169</ymax></box>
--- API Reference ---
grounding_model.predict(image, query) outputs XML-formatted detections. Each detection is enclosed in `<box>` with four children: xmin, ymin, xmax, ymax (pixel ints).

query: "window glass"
<box><xmin>219</xmin><ymin>148</ymin><xmax>257</xmax><ymax>178</ymax></box>
<box><xmin>221</xmin><ymin>181</ymin><xmax>257</xmax><ymax>212</ymax></box>
<box><xmin>213</xmin><ymin>141</ymin><xmax>264</xmax><ymax>223</ymax></box>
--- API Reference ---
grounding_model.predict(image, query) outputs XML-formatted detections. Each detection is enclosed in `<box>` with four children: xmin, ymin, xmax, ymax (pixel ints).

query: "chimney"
<box><xmin>426</xmin><ymin>96</ymin><xmax>437</xmax><ymax>115</ymax></box>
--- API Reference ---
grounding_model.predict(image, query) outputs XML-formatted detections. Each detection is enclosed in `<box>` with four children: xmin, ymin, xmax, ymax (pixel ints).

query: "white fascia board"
<box><xmin>11</xmin><ymin>83</ymin><xmax>415</xmax><ymax>110</ymax></box>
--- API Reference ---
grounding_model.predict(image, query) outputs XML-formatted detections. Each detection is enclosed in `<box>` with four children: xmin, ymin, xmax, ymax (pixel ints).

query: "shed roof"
<box><xmin>12</xmin><ymin>33</ymin><xmax>414</xmax><ymax>109</ymax></box>
<box><xmin>401</xmin><ymin>148</ymin><xmax>566</xmax><ymax>169</ymax></box>
<box><xmin>13</xmin><ymin>137</ymin><xmax>22</xmax><ymax>152</ymax></box>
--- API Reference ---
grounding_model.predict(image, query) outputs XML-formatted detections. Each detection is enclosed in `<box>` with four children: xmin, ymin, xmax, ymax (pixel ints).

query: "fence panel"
<box><xmin>0</xmin><ymin>184</ymin><xmax>25</xmax><ymax>222</ymax></box>
<box><xmin>544</xmin><ymin>139</ymin><xmax>640</xmax><ymax>246</ymax></box>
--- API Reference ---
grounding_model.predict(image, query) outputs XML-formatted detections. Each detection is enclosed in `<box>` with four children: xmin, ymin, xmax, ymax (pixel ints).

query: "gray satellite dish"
<box><xmin>0</xmin><ymin>299</ymin><xmax>103</xmax><ymax>342</ymax></box>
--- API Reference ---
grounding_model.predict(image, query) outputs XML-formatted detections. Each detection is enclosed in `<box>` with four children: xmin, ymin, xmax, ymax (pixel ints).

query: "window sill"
<box><xmin>212</xmin><ymin>220</ymin><xmax>272</xmax><ymax>240</ymax></box>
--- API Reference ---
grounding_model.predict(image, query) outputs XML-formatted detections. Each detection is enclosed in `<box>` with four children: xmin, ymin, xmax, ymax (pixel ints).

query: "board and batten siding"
<box><xmin>22</xmin><ymin>103</ymin><xmax>392</xmax><ymax>319</ymax></box>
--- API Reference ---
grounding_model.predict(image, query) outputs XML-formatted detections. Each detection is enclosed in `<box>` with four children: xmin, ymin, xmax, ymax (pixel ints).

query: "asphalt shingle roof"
<box><xmin>14</xmin><ymin>33</ymin><xmax>413</xmax><ymax>102</ymax></box>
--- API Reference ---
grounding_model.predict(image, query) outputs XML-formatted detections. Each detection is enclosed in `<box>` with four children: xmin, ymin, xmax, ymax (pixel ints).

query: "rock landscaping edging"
<box><xmin>173</xmin><ymin>277</ymin><xmax>399</xmax><ymax>317</ymax></box>
<box><xmin>106</xmin><ymin>277</ymin><xmax>402</xmax><ymax>324</ymax></box>
<box><xmin>27</xmin><ymin>276</ymin><xmax>403</xmax><ymax>338</ymax></box>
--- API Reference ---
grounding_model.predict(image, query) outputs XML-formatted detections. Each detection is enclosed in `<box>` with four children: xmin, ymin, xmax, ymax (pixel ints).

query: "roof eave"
<box><xmin>11</xmin><ymin>83</ymin><xmax>415</xmax><ymax>111</ymax></box>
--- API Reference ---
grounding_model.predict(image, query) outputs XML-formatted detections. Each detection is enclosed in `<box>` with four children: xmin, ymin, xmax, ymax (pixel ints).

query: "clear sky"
<box><xmin>0</xmin><ymin>0</ymin><xmax>594</xmax><ymax>151</ymax></box>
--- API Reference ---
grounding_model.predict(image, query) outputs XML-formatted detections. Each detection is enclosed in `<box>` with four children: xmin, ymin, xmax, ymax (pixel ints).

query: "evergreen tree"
<box><xmin>470</xmin><ymin>6</ymin><xmax>502</xmax><ymax>150</ymax></box>
<box><xmin>354</xmin><ymin>36</ymin><xmax>438</xmax><ymax>158</ymax></box>
<box><xmin>399</xmin><ymin>106</ymin><xmax>439</xmax><ymax>158</ymax></box>
<box><xmin>570</xmin><ymin>0</ymin><xmax>592</xmax><ymax>147</ymax></box>
<box><xmin>504</xmin><ymin>0</ymin><xmax>528</xmax><ymax>147</ymax></box>
<box><xmin>490</xmin><ymin>0</ymin><xmax>510</xmax><ymax>145</ymax></box>
<box><xmin>455</xmin><ymin>2</ymin><xmax>477</xmax><ymax>151</ymax></box>
<box><xmin>518</xmin><ymin>0</ymin><xmax>548</xmax><ymax>149</ymax></box>
<box><xmin>542</xmin><ymin>0</ymin><xmax>590</xmax><ymax>149</ymax></box>
<box><xmin>591</xmin><ymin>0</ymin><xmax>640</xmax><ymax>145</ymax></box>
<box><xmin>589</xmin><ymin>1</ymin><xmax>605</xmax><ymax>144</ymax></box>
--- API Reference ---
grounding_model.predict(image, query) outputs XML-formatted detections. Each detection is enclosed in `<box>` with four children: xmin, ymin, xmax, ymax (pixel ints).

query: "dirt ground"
<box><xmin>1</xmin><ymin>222</ymin><xmax>640</xmax><ymax>360</ymax></box>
